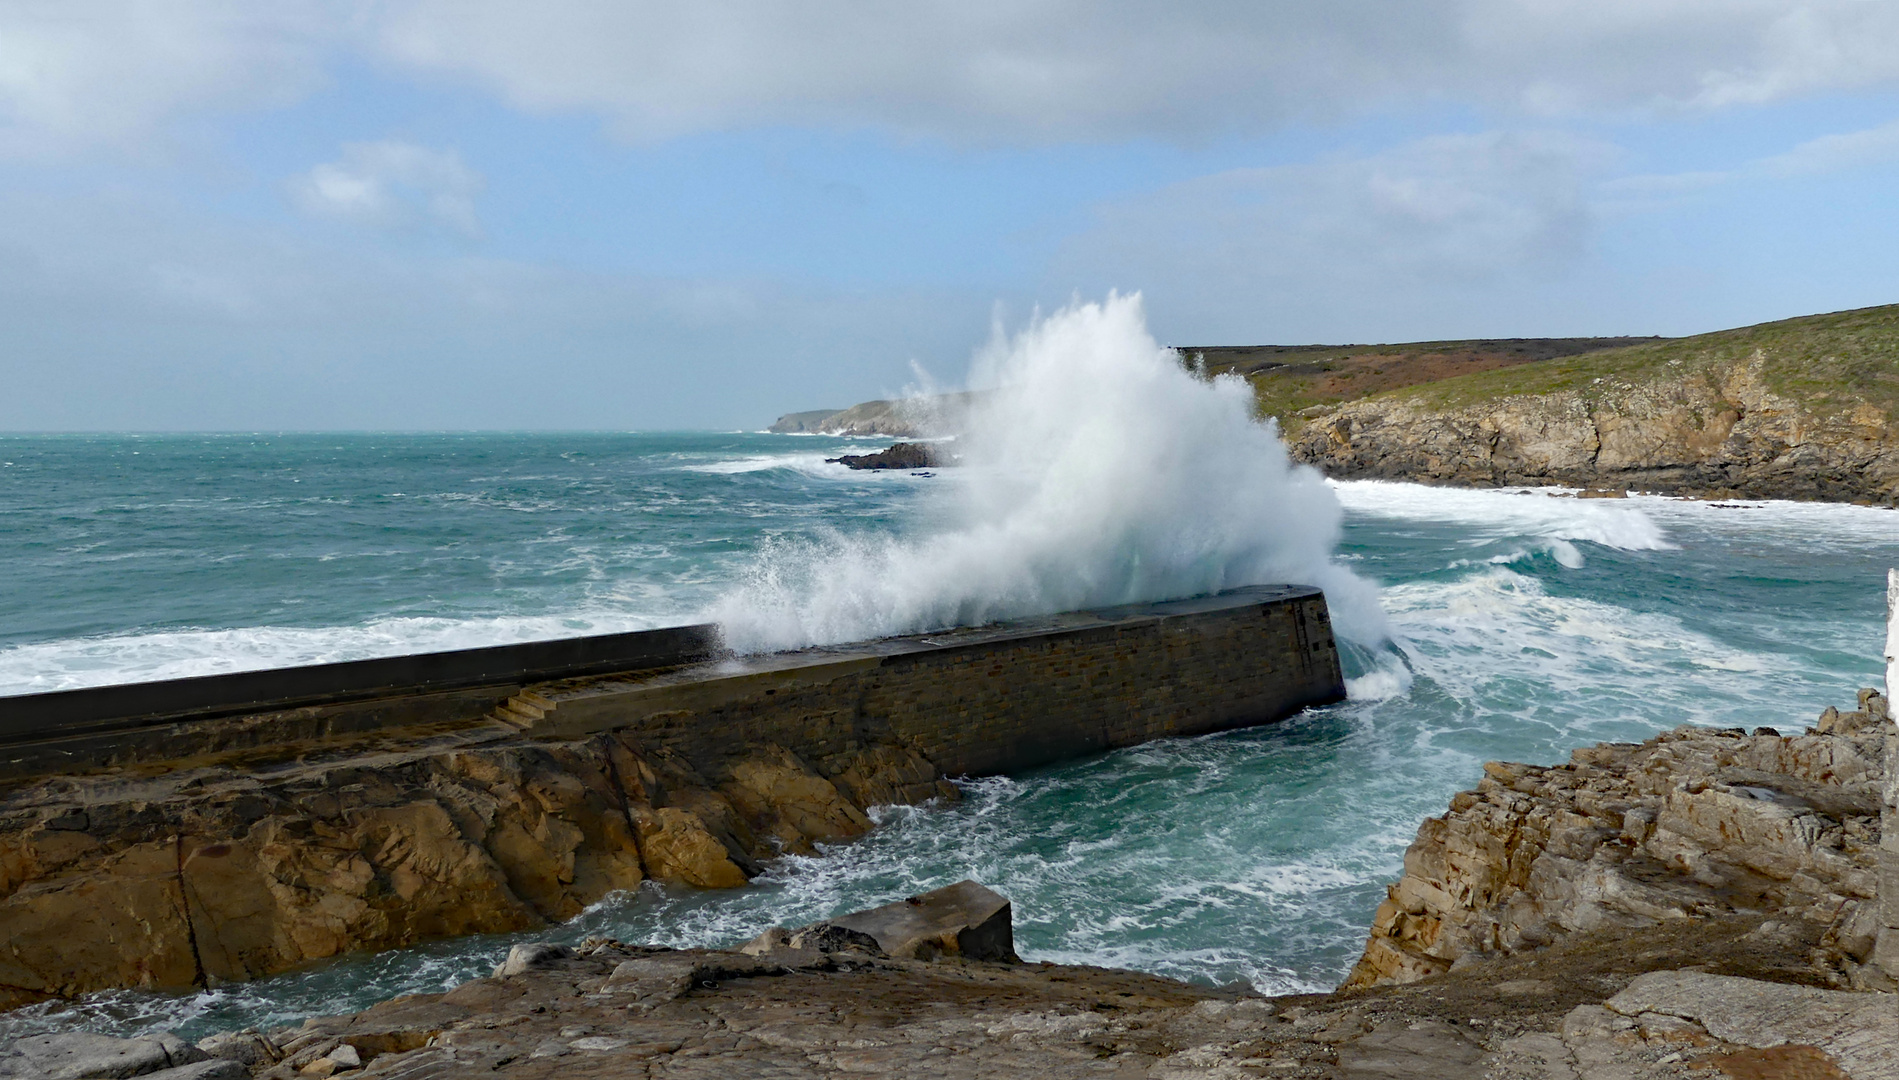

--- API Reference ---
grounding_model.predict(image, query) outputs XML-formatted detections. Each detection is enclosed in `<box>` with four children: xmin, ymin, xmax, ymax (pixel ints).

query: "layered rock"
<box><xmin>1348</xmin><ymin>690</ymin><xmax>1892</xmax><ymax>991</ymax></box>
<box><xmin>1286</xmin><ymin>353</ymin><xmax>1899</xmax><ymax>504</ymax></box>
<box><xmin>0</xmin><ymin>722</ymin><xmax>954</xmax><ymax>1010</ymax></box>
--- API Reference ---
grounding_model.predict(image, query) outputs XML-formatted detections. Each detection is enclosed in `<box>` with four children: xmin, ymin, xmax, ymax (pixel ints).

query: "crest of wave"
<box><xmin>712</xmin><ymin>293</ymin><xmax>1386</xmax><ymax>652</ymax></box>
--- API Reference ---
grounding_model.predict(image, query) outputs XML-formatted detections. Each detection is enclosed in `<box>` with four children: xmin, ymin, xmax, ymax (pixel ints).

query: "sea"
<box><xmin>1</xmin><ymin>300</ymin><xmax>1895</xmax><ymax>1041</ymax></box>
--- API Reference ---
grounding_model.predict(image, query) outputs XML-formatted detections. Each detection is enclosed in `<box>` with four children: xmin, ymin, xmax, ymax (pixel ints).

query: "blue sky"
<box><xmin>4</xmin><ymin>2</ymin><xmax>1899</xmax><ymax>430</ymax></box>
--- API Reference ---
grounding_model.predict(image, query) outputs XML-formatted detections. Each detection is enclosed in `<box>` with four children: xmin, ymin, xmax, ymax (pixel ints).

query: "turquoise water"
<box><xmin>1</xmin><ymin>431</ymin><xmax>1894</xmax><ymax>1040</ymax></box>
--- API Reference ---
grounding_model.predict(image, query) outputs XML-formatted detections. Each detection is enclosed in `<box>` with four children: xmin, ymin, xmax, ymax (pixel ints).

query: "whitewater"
<box><xmin>1</xmin><ymin>296</ymin><xmax>1894</xmax><ymax>1040</ymax></box>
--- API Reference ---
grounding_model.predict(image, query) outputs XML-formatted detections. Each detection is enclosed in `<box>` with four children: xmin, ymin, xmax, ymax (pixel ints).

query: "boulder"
<box><xmin>493</xmin><ymin>941</ymin><xmax>575</xmax><ymax>977</ymax></box>
<box><xmin>825</xmin><ymin>879</ymin><xmax>1019</xmax><ymax>962</ymax></box>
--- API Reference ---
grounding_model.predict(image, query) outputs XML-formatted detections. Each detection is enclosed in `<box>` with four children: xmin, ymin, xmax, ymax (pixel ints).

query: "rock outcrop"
<box><xmin>825</xmin><ymin>441</ymin><xmax>945</xmax><ymax>470</ymax></box>
<box><xmin>1286</xmin><ymin>350</ymin><xmax>1899</xmax><ymax>504</ymax></box>
<box><xmin>40</xmin><ymin>879</ymin><xmax>1898</xmax><ymax>1079</ymax></box>
<box><xmin>1348</xmin><ymin>690</ymin><xmax>1892</xmax><ymax>992</ymax></box>
<box><xmin>0</xmin><ymin>722</ymin><xmax>955</xmax><ymax>1010</ymax></box>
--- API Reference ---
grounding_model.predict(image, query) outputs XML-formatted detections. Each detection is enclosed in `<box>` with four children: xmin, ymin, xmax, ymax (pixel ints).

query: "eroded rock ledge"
<box><xmin>0</xmin><ymin>721</ymin><xmax>953</xmax><ymax>1011</ymax></box>
<box><xmin>1348</xmin><ymin>690</ymin><xmax>1894</xmax><ymax>992</ymax></box>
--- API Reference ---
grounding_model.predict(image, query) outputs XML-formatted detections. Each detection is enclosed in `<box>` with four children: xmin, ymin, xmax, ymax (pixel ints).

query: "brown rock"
<box><xmin>1346</xmin><ymin>698</ymin><xmax>1889</xmax><ymax>990</ymax></box>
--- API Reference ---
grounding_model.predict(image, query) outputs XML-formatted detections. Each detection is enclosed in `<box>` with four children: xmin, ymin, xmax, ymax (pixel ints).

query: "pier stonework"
<box><xmin>0</xmin><ymin>587</ymin><xmax>1343</xmax><ymax>1006</ymax></box>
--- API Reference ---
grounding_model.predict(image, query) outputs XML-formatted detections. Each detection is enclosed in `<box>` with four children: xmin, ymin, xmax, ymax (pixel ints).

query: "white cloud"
<box><xmin>1069</xmin><ymin>130</ymin><xmax>1609</xmax><ymax>289</ymax></box>
<box><xmin>0</xmin><ymin>187</ymin><xmax>990</xmax><ymax>430</ymax></box>
<box><xmin>0</xmin><ymin>0</ymin><xmax>342</xmax><ymax>158</ymax></box>
<box><xmin>7</xmin><ymin>2</ymin><xmax>1899</xmax><ymax>155</ymax></box>
<box><xmin>287</xmin><ymin>140</ymin><xmax>485</xmax><ymax>237</ymax></box>
<box><xmin>370</xmin><ymin>0</ymin><xmax>1899</xmax><ymax>142</ymax></box>
<box><xmin>1760</xmin><ymin>118</ymin><xmax>1899</xmax><ymax>176</ymax></box>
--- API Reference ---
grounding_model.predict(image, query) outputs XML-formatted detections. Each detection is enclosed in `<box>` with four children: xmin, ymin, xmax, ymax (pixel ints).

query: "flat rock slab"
<box><xmin>829</xmin><ymin>879</ymin><xmax>1018</xmax><ymax>962</ymax></box>
<box><xmin>1606</xmin><ymin>971</ymin><xmax>1899</xmax><ymax>1080</ymax></box>
<box><xmin>0</xmin><ymin>1031</ymin><xmax>205</xmax><ymax>1079</ymax></box>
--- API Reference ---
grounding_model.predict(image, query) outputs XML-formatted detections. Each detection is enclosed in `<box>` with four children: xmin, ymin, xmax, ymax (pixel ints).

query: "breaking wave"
<box><xmin>711</xmin><ymin>294</ymin><xmax>1385</xmax><ymax>650</ymax></box>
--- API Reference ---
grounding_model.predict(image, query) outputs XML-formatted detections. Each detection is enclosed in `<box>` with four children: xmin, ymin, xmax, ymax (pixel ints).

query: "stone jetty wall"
<box><xmin>0</xmin><ymin>587</ymin><xmax>1343</xmax><ymax>1010</ymax></box>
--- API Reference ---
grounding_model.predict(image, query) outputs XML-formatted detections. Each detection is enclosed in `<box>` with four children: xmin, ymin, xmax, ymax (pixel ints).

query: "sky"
<box><xmin>4</xmin><ymin>1</ymin><xmax>1899</xmax><ymax>431</ymax></box>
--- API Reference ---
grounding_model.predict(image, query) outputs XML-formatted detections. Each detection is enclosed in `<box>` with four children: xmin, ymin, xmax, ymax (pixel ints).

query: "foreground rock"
<box><xmin>46</xmin><ymin>877</ymin><xmax>1883</xmax><ymax>1079</ymax></box>
<box><xmin>0</xmin><ymin>722</ymin><xmax>954</xmax><ymax>1011</ymax></box>
<box><xmin>1349</xmin><ymin>689</ymin><xmax>1893</xmax><ymax>992</ymax></box>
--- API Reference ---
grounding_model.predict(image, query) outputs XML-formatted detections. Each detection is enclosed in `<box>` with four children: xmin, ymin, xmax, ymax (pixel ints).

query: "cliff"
<box><xmin>1274</xmin><ymin>305</ymin><xmax>1899</xmax><ymax>504</ymax></box>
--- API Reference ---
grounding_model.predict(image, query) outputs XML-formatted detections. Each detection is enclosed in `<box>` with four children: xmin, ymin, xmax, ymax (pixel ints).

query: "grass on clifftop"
<box><xmin>1181</xmin><ymin>338</ymin><xmax>1654</xmax><ymax>425</ymax></box>
<box><xmin>1276</xmin><ymin>303</ymin><xmax>1899</xmax><ymax>426</ymax></box>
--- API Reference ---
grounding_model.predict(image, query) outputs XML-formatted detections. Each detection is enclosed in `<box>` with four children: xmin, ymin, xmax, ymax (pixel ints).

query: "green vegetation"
<box><xmin>1264</xmin><ymin>303</ymin><xmax>1899</xmax><ymax>425</ymax></box>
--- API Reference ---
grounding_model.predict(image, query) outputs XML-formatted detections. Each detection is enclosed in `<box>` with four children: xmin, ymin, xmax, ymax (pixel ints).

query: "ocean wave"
<box><xmin>711</xmin><ymin>295</ymin><xmax>1385</xmax><ymax>652</ymax></box>
<box><xmin>0</xmin><ymin>612</ymin><xmax>681</xmax><ymax>696</ymax></box>
<box><xmin>1331</xmin><ymin>480</ymin><xmax>1674</xmax><ymax>552</ymax></box>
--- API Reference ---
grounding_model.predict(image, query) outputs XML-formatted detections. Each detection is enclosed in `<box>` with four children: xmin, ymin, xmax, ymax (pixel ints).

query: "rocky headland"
<box><xmin>1243</xmin><ymin>306</ymin><xmax>1899</xmax><ymax>504</ymax></box>
<box><xmin>770</xmin><ymin>392</ymin><xmax>985</xmax><ymax>438</ymax></box>
<box><xmin>780</xmin><ymin>304</ymin><xmax>1899</xmax><ymax>504</ymax></box>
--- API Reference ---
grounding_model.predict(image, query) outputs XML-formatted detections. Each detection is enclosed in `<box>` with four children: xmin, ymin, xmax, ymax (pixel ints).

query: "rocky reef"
<box><xmin>1348</xmin><ymin>689</ymin><xmax>1894</xmax><ymax>993</ymax></box>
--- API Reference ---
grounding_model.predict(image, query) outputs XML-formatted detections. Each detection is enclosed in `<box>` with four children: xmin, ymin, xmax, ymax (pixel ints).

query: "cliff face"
<box><xmin>1348</xmin><ymin>691</ymin><xmax>1892</xmax><ymax>992</ymax></box>
<box><xmin>1279</xmin><ymin>305</ymin><xmax>1899</xmax><ymax>504</ymax></box>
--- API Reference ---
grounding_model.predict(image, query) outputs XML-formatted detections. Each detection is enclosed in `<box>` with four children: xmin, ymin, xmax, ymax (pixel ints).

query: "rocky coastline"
<box><xmin>1283</xmin><ymin>356</ymin><xmax>1899</xmax><ymax>505</ymax></box>
<box><xmin>10</xmin><ymin>686</ymin><xmax>1894</xmax><ymax>1078</ymax></box>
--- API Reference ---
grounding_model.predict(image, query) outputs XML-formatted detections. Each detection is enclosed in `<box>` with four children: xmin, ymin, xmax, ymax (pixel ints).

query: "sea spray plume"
<box><xmin>712</xmin><ymin>293</ymin><xmax>1386</xmax><ymax>651</ymax></box>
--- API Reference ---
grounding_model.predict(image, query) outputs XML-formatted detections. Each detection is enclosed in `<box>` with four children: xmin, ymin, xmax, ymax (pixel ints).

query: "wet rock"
<box><xmin>493</xmin><ymin>941</ymin><xmax>575</xmax><ymax>977</ymax></box>
<box><xmin>826</xmin><ymin>442</ymin><xmax>944</xmax><ymax>470</ymax></box>
<box><xmin>827</xmin><ymin>879</ymin><xmax>1020</xmax><ymax>961</ymax></box>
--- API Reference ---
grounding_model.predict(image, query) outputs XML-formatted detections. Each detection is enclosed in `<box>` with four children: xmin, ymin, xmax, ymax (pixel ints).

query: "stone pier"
<box><xmin>0</xmin><ymin>586</ymin><xmax>1345</xmax><ymax>1007</ymax></box>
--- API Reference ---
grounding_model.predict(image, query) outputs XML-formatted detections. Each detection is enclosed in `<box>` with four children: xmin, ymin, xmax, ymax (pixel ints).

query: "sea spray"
<box><xmin>711</xmin><ymin>294</ymin><xmax>1386</xmax><ymax>650</ymax></box>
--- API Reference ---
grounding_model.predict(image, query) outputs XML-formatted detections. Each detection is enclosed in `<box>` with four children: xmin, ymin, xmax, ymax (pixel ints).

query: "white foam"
<box><xmin>711</xmin><ymin>295</ymin><xmax>1385</xmax><ymax>650</ymax></box>
<box><xmin>1331</xmin><ymin>480</ymin><xmax>1674</xmax><ymax>553</ymax></box>
<box><xmin>1383</xmin><ymin>566</ymin><xmax>1786</xmax><ymax>727</ymax></box>
<box><xmin>0</xmin><ymin>613</ymin><xmax>678</xmax><ymax>696</ymax></box>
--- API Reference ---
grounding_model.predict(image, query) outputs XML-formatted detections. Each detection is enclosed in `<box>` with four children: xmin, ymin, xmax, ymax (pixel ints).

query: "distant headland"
<box><xmin>777</xmin><ymin>303</ymin><xmax>1899</xmax><ymax>505</ymax></box>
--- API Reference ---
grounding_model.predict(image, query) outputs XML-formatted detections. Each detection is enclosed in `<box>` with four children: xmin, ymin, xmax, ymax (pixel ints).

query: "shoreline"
<box><xmin>10</xmin><ymin>690</ymin><xmax>1890</xmax><ymax>1078</ymax></box>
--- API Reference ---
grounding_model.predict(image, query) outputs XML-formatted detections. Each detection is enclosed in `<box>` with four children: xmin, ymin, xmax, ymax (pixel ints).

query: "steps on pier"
<box><xmin>489</xmin><ymin>689</ymin><xmax>558</xmax><ymax>731</ymax></box>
